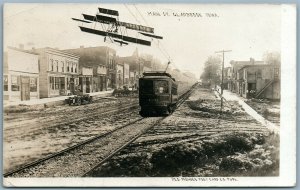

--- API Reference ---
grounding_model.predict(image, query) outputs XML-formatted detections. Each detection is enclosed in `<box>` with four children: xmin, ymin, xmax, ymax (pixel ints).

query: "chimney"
<box><xmin>80</xmin><ymin>45</ymin><xmax>84</xmax><ymax>48</ymax></box>
<box><xmin>250</xmin><ymin>58</ymin><xmax>255</xmax><ymax>64</ymax></box>
<box><xmin>19</xmin><ymin>44</ymin><xmax>24</xmax><ymax>50</ymax></box>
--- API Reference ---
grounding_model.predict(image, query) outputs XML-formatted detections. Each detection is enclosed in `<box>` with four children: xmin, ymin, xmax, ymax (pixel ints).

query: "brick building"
<box><xmin>33</xmin><ymin>48</ymin><xmax>80</xmax><ymax>98</ymax></box>
<box><xmin>65</xmin><ymin>46</ymin><xmax>117</xmax><ymax>91</ymax></box>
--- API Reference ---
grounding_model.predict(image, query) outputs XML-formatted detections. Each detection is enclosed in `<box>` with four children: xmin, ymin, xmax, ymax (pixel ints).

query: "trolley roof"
<box><xmin>142</xmin><ymin>71</ymin><xmax>175</xmax><ymax>81</ymax></box>
<box><xmin>143</xmin><ymin>71</ymin><xmax>172</xmax><ymax>77</ymax></box>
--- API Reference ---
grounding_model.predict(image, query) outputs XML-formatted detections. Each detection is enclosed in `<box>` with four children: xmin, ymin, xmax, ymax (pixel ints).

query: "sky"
<box><xmin>4</xmin><ymin>3</ymin><xmax>281</xmax><ymax>78</ymax></box>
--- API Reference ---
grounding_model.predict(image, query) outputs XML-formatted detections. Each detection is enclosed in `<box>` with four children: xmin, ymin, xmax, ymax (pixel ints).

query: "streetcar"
<box><xmin>139</xmin><ymin>71</ymin><xmax>178</xmax><ymax>117</ymax></box>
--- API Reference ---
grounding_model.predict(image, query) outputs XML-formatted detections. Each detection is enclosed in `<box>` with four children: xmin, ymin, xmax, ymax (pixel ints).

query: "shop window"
<box><xmin>55</xmin><ymin>77</ymin><xmax>60</xmax><ymax>90</ymax></box>
<box><xmin>53</xmin><ymin>62</ymin><xmax>56</xmax><ymax>72</ymax></box>
<box><xmin>30</xmin><ymin>77</ymin><xmax>37</xmax><ymax>92</ymax></box>
<box><xmin>67</xmin><ymin>62</ymin><xmax>70</xmax><ymax>72</ymax></box>
<box><xmin>11</xmin><ymin>75</ymin><xmax>20</xmax><ymax>91</ymax></box>
<box><xmin>50</xmin><ymin>59</ymin><xmax>54</xmax><ymax>71</ymax></box>
<box><xmin>71</xmin><ymin>63</ymin><xmax>74</xmax><ymax>72</ymax></box>
<box><xmin>257</xmin><ymin>69</ymin><xmax>262</xmax><ymax>78</ymax></box>
<box><xmin>50</xmin><ymin>77</ymin><xmax>55</xmax><ymax>90</ymax></box>
<box><xmin>3</xmin><ymin>75</ymin><xmax>8</xmax><ymax>91</ymax></box>
<box><xmin>60</xmin><ymin>77</ymin><xmax>65</xmax><ymax>91</ymax></box>
<box><xmin>61</xmin><ymin>61</ymin><xmax>64</xmax><ymax>73</ymax></box>
<box><xmin>67</xmin><ymin>78</ymin><xmax>70</xmax><ymax>90</ymax></box>
<box><xmin>56</xmin><ymin>60</ymin><xmax>59</xmax><ymax>72</ymax></box>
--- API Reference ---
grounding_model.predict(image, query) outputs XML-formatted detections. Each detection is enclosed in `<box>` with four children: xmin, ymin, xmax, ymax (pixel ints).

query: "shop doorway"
<box><xmin>21</xmin><ymin>76</ymin><xmax>30</xmax><ymax>101</ymax></box>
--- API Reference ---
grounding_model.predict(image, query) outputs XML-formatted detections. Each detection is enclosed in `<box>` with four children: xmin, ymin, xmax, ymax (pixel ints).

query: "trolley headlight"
<box><xmin>159</xmin><ymin>87</ymin><xmax>164</xmax><ymax>93</ymax></box>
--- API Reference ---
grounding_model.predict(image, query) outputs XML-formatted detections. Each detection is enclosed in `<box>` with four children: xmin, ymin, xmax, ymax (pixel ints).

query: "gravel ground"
<box><xmin>4</xmin><ymin>84</ymin><xmax>193</xmax><ymax>175</ymax></box>
<box><xmin>3</xmin><ymin>97</ymin><xmax>139</xmax><ymax>173</ymax></box>
<box><xmin>87</xmin><ymin>87</ymin><xmax>279</xmax><ymax>177</ymax></box>
<box><xmin>8</xmin><ymin>117</ymin><xmax>163</xmax><ymax>177</ymax></box>
<box><xmin>245</xmin><ymin>99</ymin><xmax>280</xmax><ymax>125</ymax></box>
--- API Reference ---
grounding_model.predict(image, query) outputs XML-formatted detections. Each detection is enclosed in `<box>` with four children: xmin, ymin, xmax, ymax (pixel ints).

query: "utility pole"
<box><xmin>215</xmin><ymin>50</ymin><xmax>232</xmax><ymax>113</ymax></box>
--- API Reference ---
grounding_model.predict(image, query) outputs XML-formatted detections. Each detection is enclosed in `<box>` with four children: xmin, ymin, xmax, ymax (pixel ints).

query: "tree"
<box><xmin>200</xmin><ymin>56</ymin><xmax>222</xmax><ymax>86</ymax></box>
<box><xmin>263</xmin><ymin>51</ymin><xmax>281</xmax><ymax>66</ymax></box>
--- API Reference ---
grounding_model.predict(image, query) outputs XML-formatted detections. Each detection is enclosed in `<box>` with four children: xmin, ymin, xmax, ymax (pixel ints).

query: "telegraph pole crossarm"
<box><xmin>215</xmin><ymin>50</ymin><xmax>232</xmax><ymax>113</ymax></box>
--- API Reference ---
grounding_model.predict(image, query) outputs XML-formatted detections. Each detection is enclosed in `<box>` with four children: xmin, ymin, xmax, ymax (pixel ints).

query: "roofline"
<box><xmin>7</xmin><ymin>46</ymin><xmax>39</xmax><ymax>55</ymax></box>
<box><xmin>238</xmin><ymin>64</ymin><xmax>275</xmax><ymax>71</ymax></box>
<box><xmin>64</xmin><ymin>46</ymin><xmax>116</xmax><ymax>53</ymax></box>
<box><xmin>46</xmin><ymin>48</ymin><xmax>80</xmax><ymax>58</ymax></box>
<box><xmin>33</xmin><ymin>47</ymin><xmax>80</xmax><ymax>58</ymax></box>
<box><xmin>230</xmin><ymin>60</ymin><xmax>264</xmax><ymax>63</ymax></box>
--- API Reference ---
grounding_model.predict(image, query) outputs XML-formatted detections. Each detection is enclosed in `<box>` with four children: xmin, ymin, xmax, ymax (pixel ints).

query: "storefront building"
<box><xmin>34</xmin><ymin>48</ymin><xmax>80</xmax><ymax>98</ymax></box>
<box><xmin>4</xmin><ymin>47</ymin><xmax>39</xmax><ymax>101</ymax></box>
<box><xmin>116</xmin><ymin>63</ymin><xmax>124</xmax><ymax>89</ymax></box>
<box><xmin>123</xmin><ymin>63</ymin><xmax>130</xmax><ymax>88</ymax></box>
<box><xmin>79</xmin><ymin>67</ymin><xmax>93</xmax><ymax>94</ymax></box>
<box><xmin>65</xmin><ymin>46</ymin><xmax>117</xmax><ymax>91</ymax></box>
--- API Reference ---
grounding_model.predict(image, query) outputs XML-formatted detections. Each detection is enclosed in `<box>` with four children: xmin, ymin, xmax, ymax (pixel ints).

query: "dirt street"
<box><xmin>3</xmin><ymin>83</ymin><xmax>192</xmax><ymax>174</ymax></box>
<box><xmin>88</xmin><ymin>86</ymin><xmax>279</xmax><ymax>177</ymax></box>
<box><xmin>3</xmin><ymin>97</ymin><xmax>140</xmax><ymax>173</ymax></box>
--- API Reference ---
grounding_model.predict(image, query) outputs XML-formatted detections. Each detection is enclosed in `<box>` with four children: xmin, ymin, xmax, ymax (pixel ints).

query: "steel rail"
<box><xmin>3</xmin><ymin>117</ymin><xmax>144</xmax><ymax>177</ymax></box>
<box><xmin>4</xmin><ymin>84</ymin><xmax>198</xmax><ymax>177</ymax></box>
<box><xmin>28</xmin><ymin>102</ymin><xmax>139</xmax><ymax>133</ymax></box>
<box><xmin>4</xmin><ymin>100</ymin><xmax>139</xmax><ymax>133</ymax></box>
<box><xmin>82</xmin><ymin>83</ymin><xmax>198</xmax><ymax>176</ymax></box>
<box><xmin>81</xmin><ymin>117</ymin><xmax>164</xmax><ymax>177</ymax></box>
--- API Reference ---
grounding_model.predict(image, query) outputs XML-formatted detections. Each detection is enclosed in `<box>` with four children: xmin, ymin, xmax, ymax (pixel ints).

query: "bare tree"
<box><xmin>263</xmin><ymin>51</ymin><xmax>281</xmax><ymax>66</ymax></box>
<box><xmin>200</xmin><ymin>55</ymin><xmax>222</xmax><ymax>86</ymax></box>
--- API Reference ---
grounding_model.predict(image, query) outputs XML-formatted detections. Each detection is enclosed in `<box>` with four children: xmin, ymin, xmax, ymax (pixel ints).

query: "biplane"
<box><xmin>72</xmin><ymin>7</ymin><xmax>163</xmax><ymax>46</ymax></box>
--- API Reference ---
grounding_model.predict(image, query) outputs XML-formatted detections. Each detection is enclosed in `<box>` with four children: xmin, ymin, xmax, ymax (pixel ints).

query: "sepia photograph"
<box><xmin>2</xmin><ymin>3</ymin><xmax>296</xmax><ymax>187</ymax></box>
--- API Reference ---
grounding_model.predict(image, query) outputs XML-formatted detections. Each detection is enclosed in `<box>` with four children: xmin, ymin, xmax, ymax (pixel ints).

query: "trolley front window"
<box><xmin>140</xmin><ymin>80</ymin><xmax>153</xmax><ymax>94</ymax></box>
<box><xmin>154</xmin><ymin>80</ymin><xmax>169</xmax><ymax>94</ymax></box>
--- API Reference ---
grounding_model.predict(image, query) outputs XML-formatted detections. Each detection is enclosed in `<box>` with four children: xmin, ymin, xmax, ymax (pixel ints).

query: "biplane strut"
<box><xmin>72</xmin><ymin>7</ymin><xmax>163</xmax><ymax>46</ymax></box>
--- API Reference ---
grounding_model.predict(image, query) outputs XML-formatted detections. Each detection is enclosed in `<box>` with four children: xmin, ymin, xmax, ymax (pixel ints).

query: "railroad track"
<box><xmin>4</xmin><ymin>84</ymin><xmax>197</xmax><ymax>177</ymax></box>
<box><xmin>82</xmin><ymin>84</ymin><xmax>198</xmax><ymax>177</ymax></box>
<box><xmin>4</xmin><ymin>101</ymin><xmax>139</xmax><ymax>140</ymax></box>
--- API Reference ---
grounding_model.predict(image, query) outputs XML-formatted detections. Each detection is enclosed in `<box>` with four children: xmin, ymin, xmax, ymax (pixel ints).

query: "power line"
<box><xmin>133</xmin><ymin>5</ymin><xmax>172</xmax><ymax>61</ymax></box>
<box><xmin>125</xmin><ymin>4</ymin><xmax>173</xmax><ymax>71</ymax></box>
<box><xmin>124</xmin><ymin>4</ymin><xmax>141</xmax><ymax>24</ymax></box>
<box><xmin>4</xmin><ymin>5</ymin><xmax>40</xmax><ymax>19</ymax></box>
<box><xmin>215</xmin><ymin>50</ymin><xmax>232</xmax><ymax>113</ymax></box>
<box><xmin>133</xmin><ymin>4</ymin><xmax>150</xmax><ymax>27</ymax></box>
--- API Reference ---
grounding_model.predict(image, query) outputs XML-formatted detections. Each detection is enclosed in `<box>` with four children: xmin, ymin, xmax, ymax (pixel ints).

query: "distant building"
<box><xmin>4</xmin><ymin>47</ymin><xmax>39</xmax><ymax>101</ymax></box>
<box><xmin>65</xmin><ymin>46</ymin><xmax>117</xmax><ymax>91</ymax></box>
<box><xmin>229</xmin><ymin>58</ymin><xmax>264</xmax><ymax>93</ymax></box>
<box><xmin>93</xmin><ymin>65</ymin><xmax>107</xmax><ymax>92</ymax></box>
<box><xmin>237</xmin><ymin>64</ymin><xmax>280</xmax><ymax>100</ymax></box>
<box><xmin>223</xmin><ymin>67</ymin><xmax>232</xmax><ymax>90</ymax></box>
<box><xmin>116</xmin><ymin>63</ymin><xmax>124</xmax><ymax>89</ymax></box>
<box><xmin>123</xmin><ymin>63</ymin><xmax>130</xmax><ymax>88</ymax></box>
<box><xmin>33</xmin><ymin>48</ymin><xmax>80</xmax><ymax>98</ymax></box>
<box><xmin>79</xmin><ymin>66</ymin><xmax>93</xmax><ymax>94</ymax></box>
<box><xmin>129</xmin><ymin>71</ymin><xmax>135</xmax><ymax>88</ymax></box>
<box><xmin>118</xmin><ymin>48</ymin><xmax>146</xmax><ymax>88</ymax></box>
